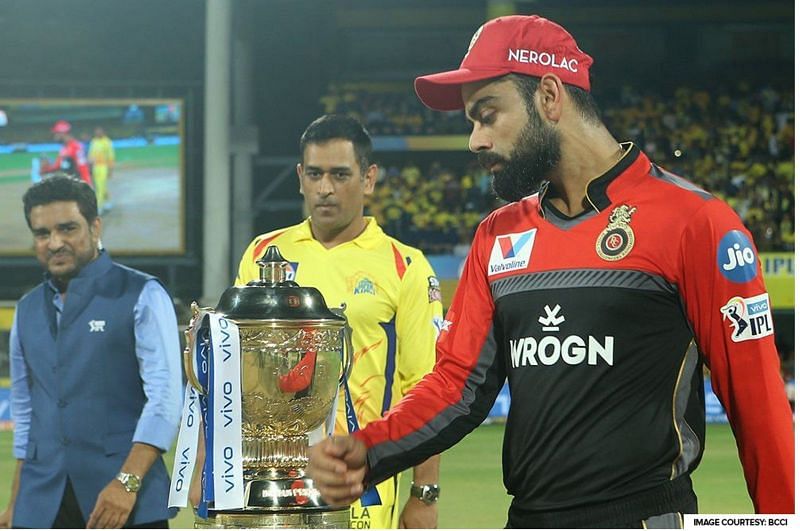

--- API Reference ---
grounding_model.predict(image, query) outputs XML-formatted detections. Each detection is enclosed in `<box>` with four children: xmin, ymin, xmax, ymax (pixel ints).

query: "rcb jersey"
<box><xmin>237</xmin><ymin>217</ymin><xmax>443</xmax><ymax>528</ymax></box>
<box><xmin>352</xmin><ymin>144</ymin><xmax>793</xmax><ymax>527</ymax></box>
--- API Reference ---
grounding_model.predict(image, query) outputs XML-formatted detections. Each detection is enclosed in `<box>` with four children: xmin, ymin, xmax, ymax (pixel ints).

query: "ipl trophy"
<box><xmin>170</xmin><ymin>246</ymin><xmax>352</xmax><ymax>528</ymax></box>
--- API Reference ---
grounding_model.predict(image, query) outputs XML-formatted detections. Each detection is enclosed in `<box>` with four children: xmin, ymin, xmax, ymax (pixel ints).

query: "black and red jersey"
<box><xmin>353</xmin><ymin>144</ymin><xmax>793</xmax><ymax>526</ymax></box>
<box><xmin>40</xmin><ymin>139</ymin><xmax>92</xmax><ymax>186</ymax></box>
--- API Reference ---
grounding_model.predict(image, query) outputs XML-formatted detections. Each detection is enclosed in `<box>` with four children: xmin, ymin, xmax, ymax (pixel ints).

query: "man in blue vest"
<box><xmin>0</xmin><ymin>175</ymin><xmax>183</xmax><ymax>528</ymax></box>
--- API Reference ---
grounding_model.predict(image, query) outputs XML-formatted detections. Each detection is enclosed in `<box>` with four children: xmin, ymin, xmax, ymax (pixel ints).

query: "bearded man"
<box><xmin>307</xmin><ymin>14</ymin><xmax>794</xmax><ymax>529</ymax></box>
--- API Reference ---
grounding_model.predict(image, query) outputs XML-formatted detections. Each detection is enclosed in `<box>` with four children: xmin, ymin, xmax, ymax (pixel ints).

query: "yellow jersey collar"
<box><xmin>291</xmin><ymin>217</ymin><xmax>384</xmax><ymax>249</ymax></box>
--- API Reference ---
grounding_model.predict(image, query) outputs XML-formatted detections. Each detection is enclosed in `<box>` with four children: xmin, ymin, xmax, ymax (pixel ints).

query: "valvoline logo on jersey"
<box><xmin>716</xmin><ymin>230</ymin><xmax>758</xmax><ymax>283</ymax></box>
<box><xmin>488</xmin><ymin>229</ymin><xmax>537</xmax><ymax>276</ymax></box>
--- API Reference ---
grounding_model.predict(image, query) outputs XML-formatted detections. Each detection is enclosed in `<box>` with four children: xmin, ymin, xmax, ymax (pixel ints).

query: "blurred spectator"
<box><xmin>368</xmin><ymin>160</ymin><xmax>498</xmax><ymax>254</ymax></box>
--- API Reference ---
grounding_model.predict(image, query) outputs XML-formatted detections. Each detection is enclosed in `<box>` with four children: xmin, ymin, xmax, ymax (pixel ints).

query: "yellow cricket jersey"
<box><xmin>88</xmin><ymin>136</ymin><xmax>115</xmax><ymax>167</ymax></box>
<box><xmin>236</xmin><ymin>217</ymin><xmax>443</xmax><ymax>528</ymax></box>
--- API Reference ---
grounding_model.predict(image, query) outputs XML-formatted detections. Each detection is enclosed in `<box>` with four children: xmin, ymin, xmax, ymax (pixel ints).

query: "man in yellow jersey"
<box><xmin>88</xmin><ymin>127</ymin><xmax>115</xmax><ymax>213</ymax></box>
<box><xmin>236</xmin><ymin>114</ymin><xmax>443</xmax><ymax>528</ymax></box>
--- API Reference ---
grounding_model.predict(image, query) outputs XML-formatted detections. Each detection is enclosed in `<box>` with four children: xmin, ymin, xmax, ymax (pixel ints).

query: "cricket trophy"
<box><xmin>170</xmin><ymin>245</ymin><xmax>352</xmax><ymax>528</ymax></box>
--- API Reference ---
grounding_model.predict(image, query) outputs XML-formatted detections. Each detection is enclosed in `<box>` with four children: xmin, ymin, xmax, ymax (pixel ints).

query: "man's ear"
<box><xmin>91</xmin><ymin>216</ymin><xmax>103</xmax><ymax>250</ymax></box>
<box><xmin>538</xmin><ymin>74</ymin><xmax>564</xmax><ymax>122</ymax></box>
<box><xmin>297</xmin><ymin>163</ymin><xmax>304</xmax><ymax>194</ymax></box>
<box><xmin>363</xmin><ymin>164</ymin><xmax>378</xmax><ymax>195</ymax></box>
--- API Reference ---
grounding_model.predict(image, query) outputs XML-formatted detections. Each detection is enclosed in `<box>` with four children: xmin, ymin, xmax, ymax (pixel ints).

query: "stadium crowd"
<box><xmin>322</xmin><ymin>82</ymin><xmax>794</xmax><ymax>255</ymax></box>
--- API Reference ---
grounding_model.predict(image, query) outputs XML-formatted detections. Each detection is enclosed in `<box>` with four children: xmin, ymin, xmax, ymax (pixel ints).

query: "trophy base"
<box><xmin>194</xmin><ymin>477</ymin><xmax>349</xmax><ymax>528</ymax></box>
<box><xmin>193</xmin><ymin>507</ymin><xmax>349</xmax><ymax>529</ymax></box>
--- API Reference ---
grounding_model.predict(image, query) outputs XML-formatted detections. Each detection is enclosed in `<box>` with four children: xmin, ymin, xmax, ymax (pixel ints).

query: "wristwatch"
<box><xmin>116</xmin><ymin>472</ymin><xmax>142</xmax><ymax>493</ymax></box>
<box><xmin>410</xmin><ymin>482</ymin><xmax>440</xmax><ymax>505</ymax></box>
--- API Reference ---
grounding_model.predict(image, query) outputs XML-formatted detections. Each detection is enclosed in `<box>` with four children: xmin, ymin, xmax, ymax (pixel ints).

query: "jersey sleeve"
<box><xmin>354</xmin><ymin>223</ymin><xmax>507</xmax><ymax>487</ymax></box>
<box><xmin>394</xmin><ymin>251</ymin><xmax>443</xmax><ymax>396</ymax></box>
<box><xmin>235</xmin><ymin>237</ymin><xmax>261</xmax><ymax>286</ymax></box>
<box><xmin>677</xmin><ymin>198</ymin><xmax>794</xmax><ymax>513</ymax></box>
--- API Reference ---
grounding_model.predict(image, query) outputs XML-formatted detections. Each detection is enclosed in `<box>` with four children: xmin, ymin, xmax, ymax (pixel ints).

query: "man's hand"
<box><xmin>86</xmin><ymin>479</ymin><xmax>136</xmax><ymax>529</ymax></box>
<box><xmin>0</xmin><ymin>505</ymin><xmax>13</xmax><ymax>528</ymax></box>
<box><xmin>399</xmin><ymin>497</ymin><xmax>438</xmax><ymax>528</ymax></box>
<box><xmin>307</xmin><ymin>436</ymin><xmax>367</xmax><ymax>506</ymax></box>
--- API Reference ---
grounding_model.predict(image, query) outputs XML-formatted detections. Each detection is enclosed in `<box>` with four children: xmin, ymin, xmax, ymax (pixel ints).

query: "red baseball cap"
<box><xmin>51</xmin><ymin>120</ymin><xmax>72</xmax><ymax>134</ymax></box>
<box><xmin>415</xmin><ymin>15</ymin><xmax>593</xmax><ymax>111</ymax></box>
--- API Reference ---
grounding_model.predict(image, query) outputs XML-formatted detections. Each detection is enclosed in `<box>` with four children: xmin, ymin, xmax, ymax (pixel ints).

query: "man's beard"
<box><xmin>477</xmin><ymin>107</ymin><xmax>562</xmax><ymax>202</ymax></box>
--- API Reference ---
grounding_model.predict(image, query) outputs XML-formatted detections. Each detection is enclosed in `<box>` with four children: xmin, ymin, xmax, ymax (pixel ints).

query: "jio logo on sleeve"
<box><xmin>716</xmin><ymin>230</ymin><xmax>758</xmax><ymax>283</ymax></box>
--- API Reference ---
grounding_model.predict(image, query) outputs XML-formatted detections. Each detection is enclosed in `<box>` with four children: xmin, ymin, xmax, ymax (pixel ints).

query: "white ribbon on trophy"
<box><xmin>168</xmin><ymin>383</ymin><xmax>200</xmax><ymax>507</ymax></box>
<box><xmin>209</xmin><ymin>313</ymin><xmax>244</xmax><ymax>510</ymax></box>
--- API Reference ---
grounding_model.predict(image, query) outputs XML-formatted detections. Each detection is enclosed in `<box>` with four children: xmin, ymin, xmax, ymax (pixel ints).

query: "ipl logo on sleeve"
<box><xmin>717</xmin><ymin>230</ymin><xmax>758</xmax><ymax>283</ymax></box>
<box><xmin>488</xmin><ymin>229</ymin><xmax>537</xmax><ymax>276</ymax></box>
<box><xmin>720</xmin><ymin>293</ymin><xmax>773</xmax><ymax>342</ymax></box>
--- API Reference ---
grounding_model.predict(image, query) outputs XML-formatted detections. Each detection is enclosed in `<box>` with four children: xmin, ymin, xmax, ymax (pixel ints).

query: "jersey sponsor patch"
<box><xmin>716</xmin><ymin>230</ymin><xmax>758</xmax><ymax>283</ymax></box>
<box><xmin>488</xmin><ymin>229</ymin><xmax>537</xmax><ymax>276</ymax></box>
<box><xmin>510</xmin><ymin>304</ymin><xmax>615</xmax><ymax>367</ymax></box>
<box><xmin>427</xmin><ymin>276</ymin><xmax>442</xmax><ymax>303</ymax></box>
<box><xmin>720</xmin><ymin>293</ymin><xmax>773</xmax><ymax>342</ymax></box>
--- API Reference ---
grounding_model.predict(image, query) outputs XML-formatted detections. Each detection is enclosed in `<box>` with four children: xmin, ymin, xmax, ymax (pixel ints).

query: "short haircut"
<box><xmin>508</xmin><ymin>73</ymin><xmax>602</xmax><ymax>124</ymax></box>
<box><xmin>299</xmin><ymin>114</ymin><xmax>373</xmax><ymax>175</ymax></box>
<box><xmin>23</xmin><ymin>174</ymin><xmax>98</xmax><ymax>228</ymax></box>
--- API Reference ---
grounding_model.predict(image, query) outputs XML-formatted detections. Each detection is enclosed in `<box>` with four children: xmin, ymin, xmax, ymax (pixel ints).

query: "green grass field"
<box><xmin>0</xmin><ymin>144</ymin><xmax>179</xmax><ymax>184</ymax></box>
<box><xmin>0</xmin><ymin>423</ymin><xmax>751</xmax><ymax>528</ymax></box>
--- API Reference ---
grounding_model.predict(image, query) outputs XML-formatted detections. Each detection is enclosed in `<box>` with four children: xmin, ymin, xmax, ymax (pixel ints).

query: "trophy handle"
<box><xmin>341</xmin><ymin>321</ymin><xmax>354</xmax><ymax>387</ymax></box>
<box><xmin>331</xmin><ymin>304</ymin><xmax>354</xmax><ymax>387</ymax></box>
<box><xmin>183</xmin><ymin>301</ymin><xmax>211</xmax><ymax>394</ymax></box>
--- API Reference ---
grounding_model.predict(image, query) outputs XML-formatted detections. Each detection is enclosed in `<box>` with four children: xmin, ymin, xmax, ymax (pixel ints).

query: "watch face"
<box><xmin>423</xmin><ymin>486</ymin><xmax>440</xmax><ymax>501</ymax></box>
<box><xmin>412</xmin><ymin>484</ymin><xmax>439</xmax><ymax>504</ymax></box>
<box><xmin>119</xmin><ymin>473</ymin><xmax>141</xmax><ymax>492</ymax></box>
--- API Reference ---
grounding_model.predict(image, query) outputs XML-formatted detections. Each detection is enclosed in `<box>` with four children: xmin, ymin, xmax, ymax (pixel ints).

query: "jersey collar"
<box><xmin>538</xmin><ymin>142</ymin><xmax>648</xmax><ymax>219</ymax></box>
<box><xmin>291</xmin><ymin>216</ymin><xmax>385</xmax><ymax>249</ymax></box>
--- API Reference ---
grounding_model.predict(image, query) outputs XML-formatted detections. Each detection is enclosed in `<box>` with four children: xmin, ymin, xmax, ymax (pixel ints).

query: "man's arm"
<box><xmin>678</xmin><ymin>199</ymin><xmax>794</xmax><ymax>513</ymax></box>
<box><xmin>8</xmin><ymin>311</ymin><xmax>30</xmax><ymax>463</ymax></box>
<box><xmin>87</xmin><ymin>281</ymin><xmax>183</xmax><ymax>528</ymax></box>
<box><xmin>129</xmin><ymin>281</ymin><xmax>184</xmax><ymax>450</ymax></box>
<box><xmin>394</xmin><ymin>252</ymin><xmax>444</xmax><ymax>528</ymax></box>
<box><xmin>86</xmin><ymin>443</ymin><xmax>160</xmax><ymax>529</ymax></box>
<box><xmin>400</xmin><ymin>455</ymin><xmax>440</xmax><ymax>529</ymax></box>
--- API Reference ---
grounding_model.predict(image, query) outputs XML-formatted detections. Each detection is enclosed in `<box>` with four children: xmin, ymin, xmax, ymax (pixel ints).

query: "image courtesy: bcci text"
<box><xmin>686</xmin><ymin>514</ymin><xmax>796</xmax><ymax>529</ymax></box>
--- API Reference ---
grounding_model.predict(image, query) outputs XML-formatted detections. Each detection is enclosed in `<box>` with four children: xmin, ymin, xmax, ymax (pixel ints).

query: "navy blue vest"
<box><xmin>13</xmin><ymin>252</ymin><xmax>175</xmax><ymax>527</ymax></box>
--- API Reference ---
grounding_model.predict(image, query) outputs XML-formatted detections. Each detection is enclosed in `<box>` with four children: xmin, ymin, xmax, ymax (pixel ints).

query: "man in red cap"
<box><xmin>40</xmin><ymin>120</ymin><xmax>93</xmax><ymax>186</ymax></box>
<box><xmin>307</xmin><ymin>14</ymin><xmax>794</xmax><ymax>528</ymax></box>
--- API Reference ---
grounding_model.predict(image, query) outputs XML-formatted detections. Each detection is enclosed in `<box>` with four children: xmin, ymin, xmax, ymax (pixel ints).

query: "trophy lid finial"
<box><xmin>253</xmin><ymin>245</ymin><xmax>296</xmax><ymax>287</ymax></box>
